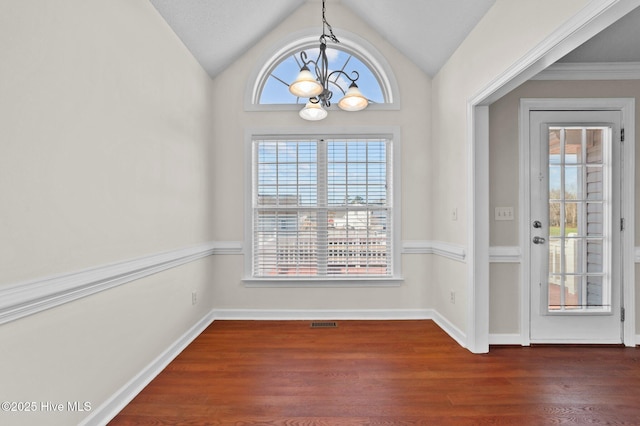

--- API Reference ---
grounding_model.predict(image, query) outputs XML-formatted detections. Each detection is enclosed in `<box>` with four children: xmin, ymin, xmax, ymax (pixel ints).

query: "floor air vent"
<box><xmin>310</xmin><ymin>321</ymin><xmax>338</xmax><ymax>328</ymax></box>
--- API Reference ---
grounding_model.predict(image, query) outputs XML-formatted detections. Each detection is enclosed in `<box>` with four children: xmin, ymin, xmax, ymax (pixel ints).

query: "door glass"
<box><xmin>547</xmin><ymin>126</ymin><xmax>610</xmax><ymax>313</ymax></box>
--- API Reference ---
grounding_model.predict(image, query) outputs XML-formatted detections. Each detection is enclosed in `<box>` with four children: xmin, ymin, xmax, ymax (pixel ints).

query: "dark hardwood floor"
<box><xmin>109</xmin><ymin>320</ymin><xmax>640</xmax><ymax>425</ymax></box>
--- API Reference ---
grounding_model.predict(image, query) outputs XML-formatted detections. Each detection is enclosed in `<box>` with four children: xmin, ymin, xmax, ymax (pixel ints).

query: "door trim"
<box><xmin>467</xmin><ymin>1</ymin><xmax>639</xmax><ymax>354</ymax></box>
<box><xmin>519</xmin><ymin>98</ymin><xmax>635</xmax><ymax>346</ymax></box>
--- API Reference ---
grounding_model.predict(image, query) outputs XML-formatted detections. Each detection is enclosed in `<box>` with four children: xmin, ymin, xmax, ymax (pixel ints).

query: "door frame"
<box><xmin>519</xmin><ymin>98</ymin><xmax>635</xmax><ymax>346</ymax></box>
<box><xmin>466</xmin><ymin>1</ymin><xmax>639</xmax><ymax>353</ymax></box>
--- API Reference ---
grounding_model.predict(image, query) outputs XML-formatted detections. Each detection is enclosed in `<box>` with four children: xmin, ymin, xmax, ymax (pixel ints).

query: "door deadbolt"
<box><xmin>533</xmin><ymin>220</ymin><xmax>542</xmax><ymax>228</ymax></box>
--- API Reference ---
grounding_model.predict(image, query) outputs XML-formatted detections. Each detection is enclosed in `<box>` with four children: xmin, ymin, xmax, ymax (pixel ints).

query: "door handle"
<box><xmin>532</xmin><ymin>236</ymin><xmax>546</xmax><ymax>244</ymax></box>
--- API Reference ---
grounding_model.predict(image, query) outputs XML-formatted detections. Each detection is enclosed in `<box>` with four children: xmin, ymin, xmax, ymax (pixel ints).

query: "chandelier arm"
<box><xmin>299</xmin><ymin>50</ymin><xmax>310</xmax><ymax>66</ymax></box>
<box><xmin>298</xmin><ymin>50</ymin><xmax>320</xmax><ymax>71</ymax></box>
<box><xmin>292</xmin><ymin>0</ymin><xmax>367</xmax><ymax>117</ymax></box>
<box><xmin>327</xmin><ymin>70</ymin><xmax>360</xmax><ymax>84</ymax></box>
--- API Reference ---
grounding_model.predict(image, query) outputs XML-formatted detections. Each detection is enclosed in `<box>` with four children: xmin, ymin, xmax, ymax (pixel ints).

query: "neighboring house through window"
<box><xmin>250</xmin><ymin>137</ymin><xmax>397</xmax><ymax>280</ymax></box>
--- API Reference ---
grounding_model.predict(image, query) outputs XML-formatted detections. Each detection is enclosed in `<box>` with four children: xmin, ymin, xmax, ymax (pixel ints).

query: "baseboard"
<box><xmin>212</xmin><ymin>308</ymin><xmax>470</xmax><ymax>349</ymax></box>
<box><xmin>0</xmin><ymin>242</ymin><xmax>217</xmax><ymax>325</ymax></box>
<box><xmin>80</xmin><ymin>310</ymin><xmax>216</xmax><ymax>426</ymax></box>
<box><xmin>430</xmin><ymin>310</ymin><xmax>467</xmax><ymax>349</ymax></box>
<box><xmin>489</xmin><ymin>333</ymin><xmax>523</xmax><ymax>345</ymax></box>
<box><xmin>212</xmin><ymin>308</ymin><xmax>434</xmax><ymax>321</ymax></box>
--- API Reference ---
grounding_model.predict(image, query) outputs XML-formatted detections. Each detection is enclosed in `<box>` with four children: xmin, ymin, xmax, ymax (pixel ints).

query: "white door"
<box><xmin>529</xmin><ymin>110</ymin><xmax>622</xmax><ymax>344</ymax></box>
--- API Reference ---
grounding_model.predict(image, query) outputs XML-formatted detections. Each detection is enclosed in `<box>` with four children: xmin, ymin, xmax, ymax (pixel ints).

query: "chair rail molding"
<box><xmin>489</xmin><ymin>246</ymin><xmax>521</xmax><ymax>263</ymax></box>
<box><xmin>402</xmin><ymin>240</ymin><xmax>466</xmax><ymax>262</ymax></box>
<box><xmin>0</xmin><ymin>242</ymin><xmax>219</xmax><ymax>325</ymax></box>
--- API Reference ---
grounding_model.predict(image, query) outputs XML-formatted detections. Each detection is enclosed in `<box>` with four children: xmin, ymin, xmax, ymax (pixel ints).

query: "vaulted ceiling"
<box><xmin>558</xmin><ymin>5</ymin><xmax>640</xmax><ymax>63</ymax></box>
<box><xmin>148</xmin><ymin>0</ymin><xmax>496</xmax><ymax>78</ymax></box>
<box><xmin>148</xmin><ymin>0</ymin><xmax>640</xmax><ymax>80</ymax></box>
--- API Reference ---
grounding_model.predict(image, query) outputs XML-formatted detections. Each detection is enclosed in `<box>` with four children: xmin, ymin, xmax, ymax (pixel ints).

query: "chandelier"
<box><xmin>288</xmin><ymin>0</ymin><xmax>369</xmax><ymax>121</ymax></box>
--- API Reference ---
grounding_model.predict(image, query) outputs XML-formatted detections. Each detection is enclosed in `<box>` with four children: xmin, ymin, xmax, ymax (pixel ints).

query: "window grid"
<box><xmin>259</xmin><ymin>47</ymin><xmax>385</xmax><ymax>105</ymax></box>
<box><xmin>547</xmin><ymin>126</ymin><xmax>610</xmax><ymax>312</ymax></box>
<box><xmin>253</xmin><ymin>138</ymin><xmax>392</xmax><ymax>278</ymax></box>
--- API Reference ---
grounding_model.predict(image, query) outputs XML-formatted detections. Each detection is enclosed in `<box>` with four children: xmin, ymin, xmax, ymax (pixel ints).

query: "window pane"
<box><xmin>328</xmin><ymin>141</ymin><xmax>347</xmax><ymax>162</ymax></box>
<box><xmin>564</xmin><ymin>129</ymin><xmax>582</xmax><ymax>164</ymax></box>
<box><xmin>253</xmin><ymin>138</ymin><xmax>392</xmax><ymax>278</ymax></box>
<box><xmin>259</xmin><ymin>56</ymin><xmax>305</xmax><ymax>105</ymax></box>
<box><xmin>586</xmin><ymin>129</ymin><xmax>603</xmax><ymax>164</ymax></box>
<box><xmin>586</xmin><ymin>166</ymin><xmax>603</xmax><ymax>200</ymax></box>
<box><xmin>549</xmin><ymin>165</ymin><xmax>561</xmax><ymax>197</ymax></box>
<box><xmin>564</xmin><ymin>166</ymin><xmax>580</xmax><ymax>200</ymax></box>
<box><xmin>254</xmin><ymin>211</ymin><xmax>319</xmax><ymax>276</ymax></box>
<box><xmin>545</xmin><ymin>126</ymin><xmax>611</xmax><ymax>313</ymax></box>
<box><xmin>587</xmin><ymin>276</ymin><xmax>604</xmax><ymax>307</ymax></box>
<box><xmin>347</xmin><ymin>141</ymin><xmax>367</xmax><ymax>162</ymax></box>
<box><xmin>327</xmin><ymin>209</ymin><xmax>389</xmax><ymax>275</ymax></box>
<box><xmin>586</xmin><ymin>239</ymin><xmax>603</xmax><ymax>273</ymax></box>
<box><xmin>549</xmin><ymin>129</ymin><xmax>561</xmax><ymax>164</ymax></box>
<box><xmin>259</xmin><ymin>47</ymin><xmax>385</xmax><ymax>105</ymax></box>
<box><xmin>564</xmin><ymin>202</ymin><xmax>578</xmax><ymax>236</ymax></box>
<box><xmin>586</xmin><ymin>203</ymin><xmax>603</xmax><ymax>237</ymax></box>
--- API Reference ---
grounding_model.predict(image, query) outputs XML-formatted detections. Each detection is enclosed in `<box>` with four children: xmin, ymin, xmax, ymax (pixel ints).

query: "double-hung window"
<box><xmin>250</xmin><ymin>136</ymin><xmax>396</xmax><ymax>281</ymax></box>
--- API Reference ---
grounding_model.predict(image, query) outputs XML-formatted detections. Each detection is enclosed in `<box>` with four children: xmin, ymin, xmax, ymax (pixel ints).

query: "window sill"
<box><xmin>244</xmin><ymin>103</ymin><xmax>400</xmax><ymax>112</ymax></box>
<box><xmin>243</xmin><ymin>277</ymin><xmax>404</xmax><ymax>288</ymax></box>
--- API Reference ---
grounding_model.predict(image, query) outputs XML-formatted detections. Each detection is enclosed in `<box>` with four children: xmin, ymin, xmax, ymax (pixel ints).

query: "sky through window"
<box><xmin>259</xmin><ymin>47</ymin><xmax>385</xmax><ymax>105</ymax></box>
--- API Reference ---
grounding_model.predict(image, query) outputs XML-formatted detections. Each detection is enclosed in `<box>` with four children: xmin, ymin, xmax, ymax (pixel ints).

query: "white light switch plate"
<box><xmin>495</xmin><ymin>207</ymin><xmax>514</xmax><ymax>221</ymax></box>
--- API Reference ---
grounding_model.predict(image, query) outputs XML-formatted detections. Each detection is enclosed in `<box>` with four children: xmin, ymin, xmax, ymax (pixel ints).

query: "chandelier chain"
<box><xmin>322</xmin><ymin>0</ymin><xmax>339</xmax><ymax>44</ymax></box>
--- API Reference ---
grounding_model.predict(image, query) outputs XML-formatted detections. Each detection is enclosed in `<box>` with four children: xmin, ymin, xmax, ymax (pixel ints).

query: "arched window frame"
<box><xmin>245</xmin><ymin>28</ymin><xmax>400</xmax><ymax>112</ymax></box>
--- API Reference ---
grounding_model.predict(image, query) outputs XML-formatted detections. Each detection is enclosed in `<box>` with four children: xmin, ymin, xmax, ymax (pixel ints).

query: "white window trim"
<box><xmin>243</xmin><ymin>125</ymin><xmax>403</xmax><ymax>287</ymax></box>
<box><xmin>244</xmin><ymin>28</ymin><xmax>400</xmax><ymax>112</ymax></box>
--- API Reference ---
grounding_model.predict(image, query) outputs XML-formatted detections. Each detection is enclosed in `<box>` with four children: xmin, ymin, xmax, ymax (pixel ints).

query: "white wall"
<box><xmin>489</xmin><ymin>79</ymin><xmax>640</xmax><ymax>335</ymax></box>
<box><xmin>431</xmin><ymin>0</ymin><xmax>591</xmax><ymax>335</ymax></box>
<box><xmin>0</xmin><ymin>1</ymin><xmax>214</xmax><ymax>424</ymax></box>
<box><xmin>209</xmin><ymin>1</ymin><xmax>434</xmax><ymax>314</ymax></box>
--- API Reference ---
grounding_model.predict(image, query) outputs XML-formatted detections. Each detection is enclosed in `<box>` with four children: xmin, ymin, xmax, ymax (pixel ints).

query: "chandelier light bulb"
<box><xmin>338</xmin><ymin>82</ymin><xmax>369</xmax><ymax>112</ymax></box>
<box><xmin>299</xmin><ymin>101</ymin><xmax>328</xmax><ymax>121</ymax></box>
<box><xmin>289</xmin><ymin>66</ymin><xmax>323</xmax><ymax>98</ymax></box>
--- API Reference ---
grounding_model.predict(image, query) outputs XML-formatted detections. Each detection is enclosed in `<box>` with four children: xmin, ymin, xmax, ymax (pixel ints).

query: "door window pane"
<box><xmin>546</xmin><ymin>127</ymin><xmax>610</xmax><ymax>312</ymax></box>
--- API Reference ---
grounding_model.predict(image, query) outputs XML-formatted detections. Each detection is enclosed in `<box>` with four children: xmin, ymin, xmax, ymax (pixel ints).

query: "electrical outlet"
<box><xmin>192</xmin><ymin>291</ymin><xmax>197</xmax><ymax>305</ymax></box>
<box><xmin>450</xmin><ymin>291</ymin><xmax>455</xmax><ymax>304</ymax></box>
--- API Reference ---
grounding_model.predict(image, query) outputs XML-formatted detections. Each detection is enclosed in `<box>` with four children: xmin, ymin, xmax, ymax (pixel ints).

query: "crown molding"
<box><xmin>532</xmin><ymin>62</ymin><xmax>640</xmax><ymax>80</ymax></box>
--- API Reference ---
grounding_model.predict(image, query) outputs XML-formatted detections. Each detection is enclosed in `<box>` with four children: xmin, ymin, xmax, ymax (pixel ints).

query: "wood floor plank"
<box><xmin>109</xmin><ymin>320</ymin><xmax>640</xmax><ymax>425</ymax></box>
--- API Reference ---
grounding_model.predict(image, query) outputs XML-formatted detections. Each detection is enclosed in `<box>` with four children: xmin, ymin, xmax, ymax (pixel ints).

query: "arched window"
<box><xmin>260</xmin><ymin>47</ymin><xmax>384</xmax><ymax>105</ymax></box>
<box><xmin>245</xmin><ymin>29</ymin><xmax>399</xmax><ymax>111</ymax></box>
